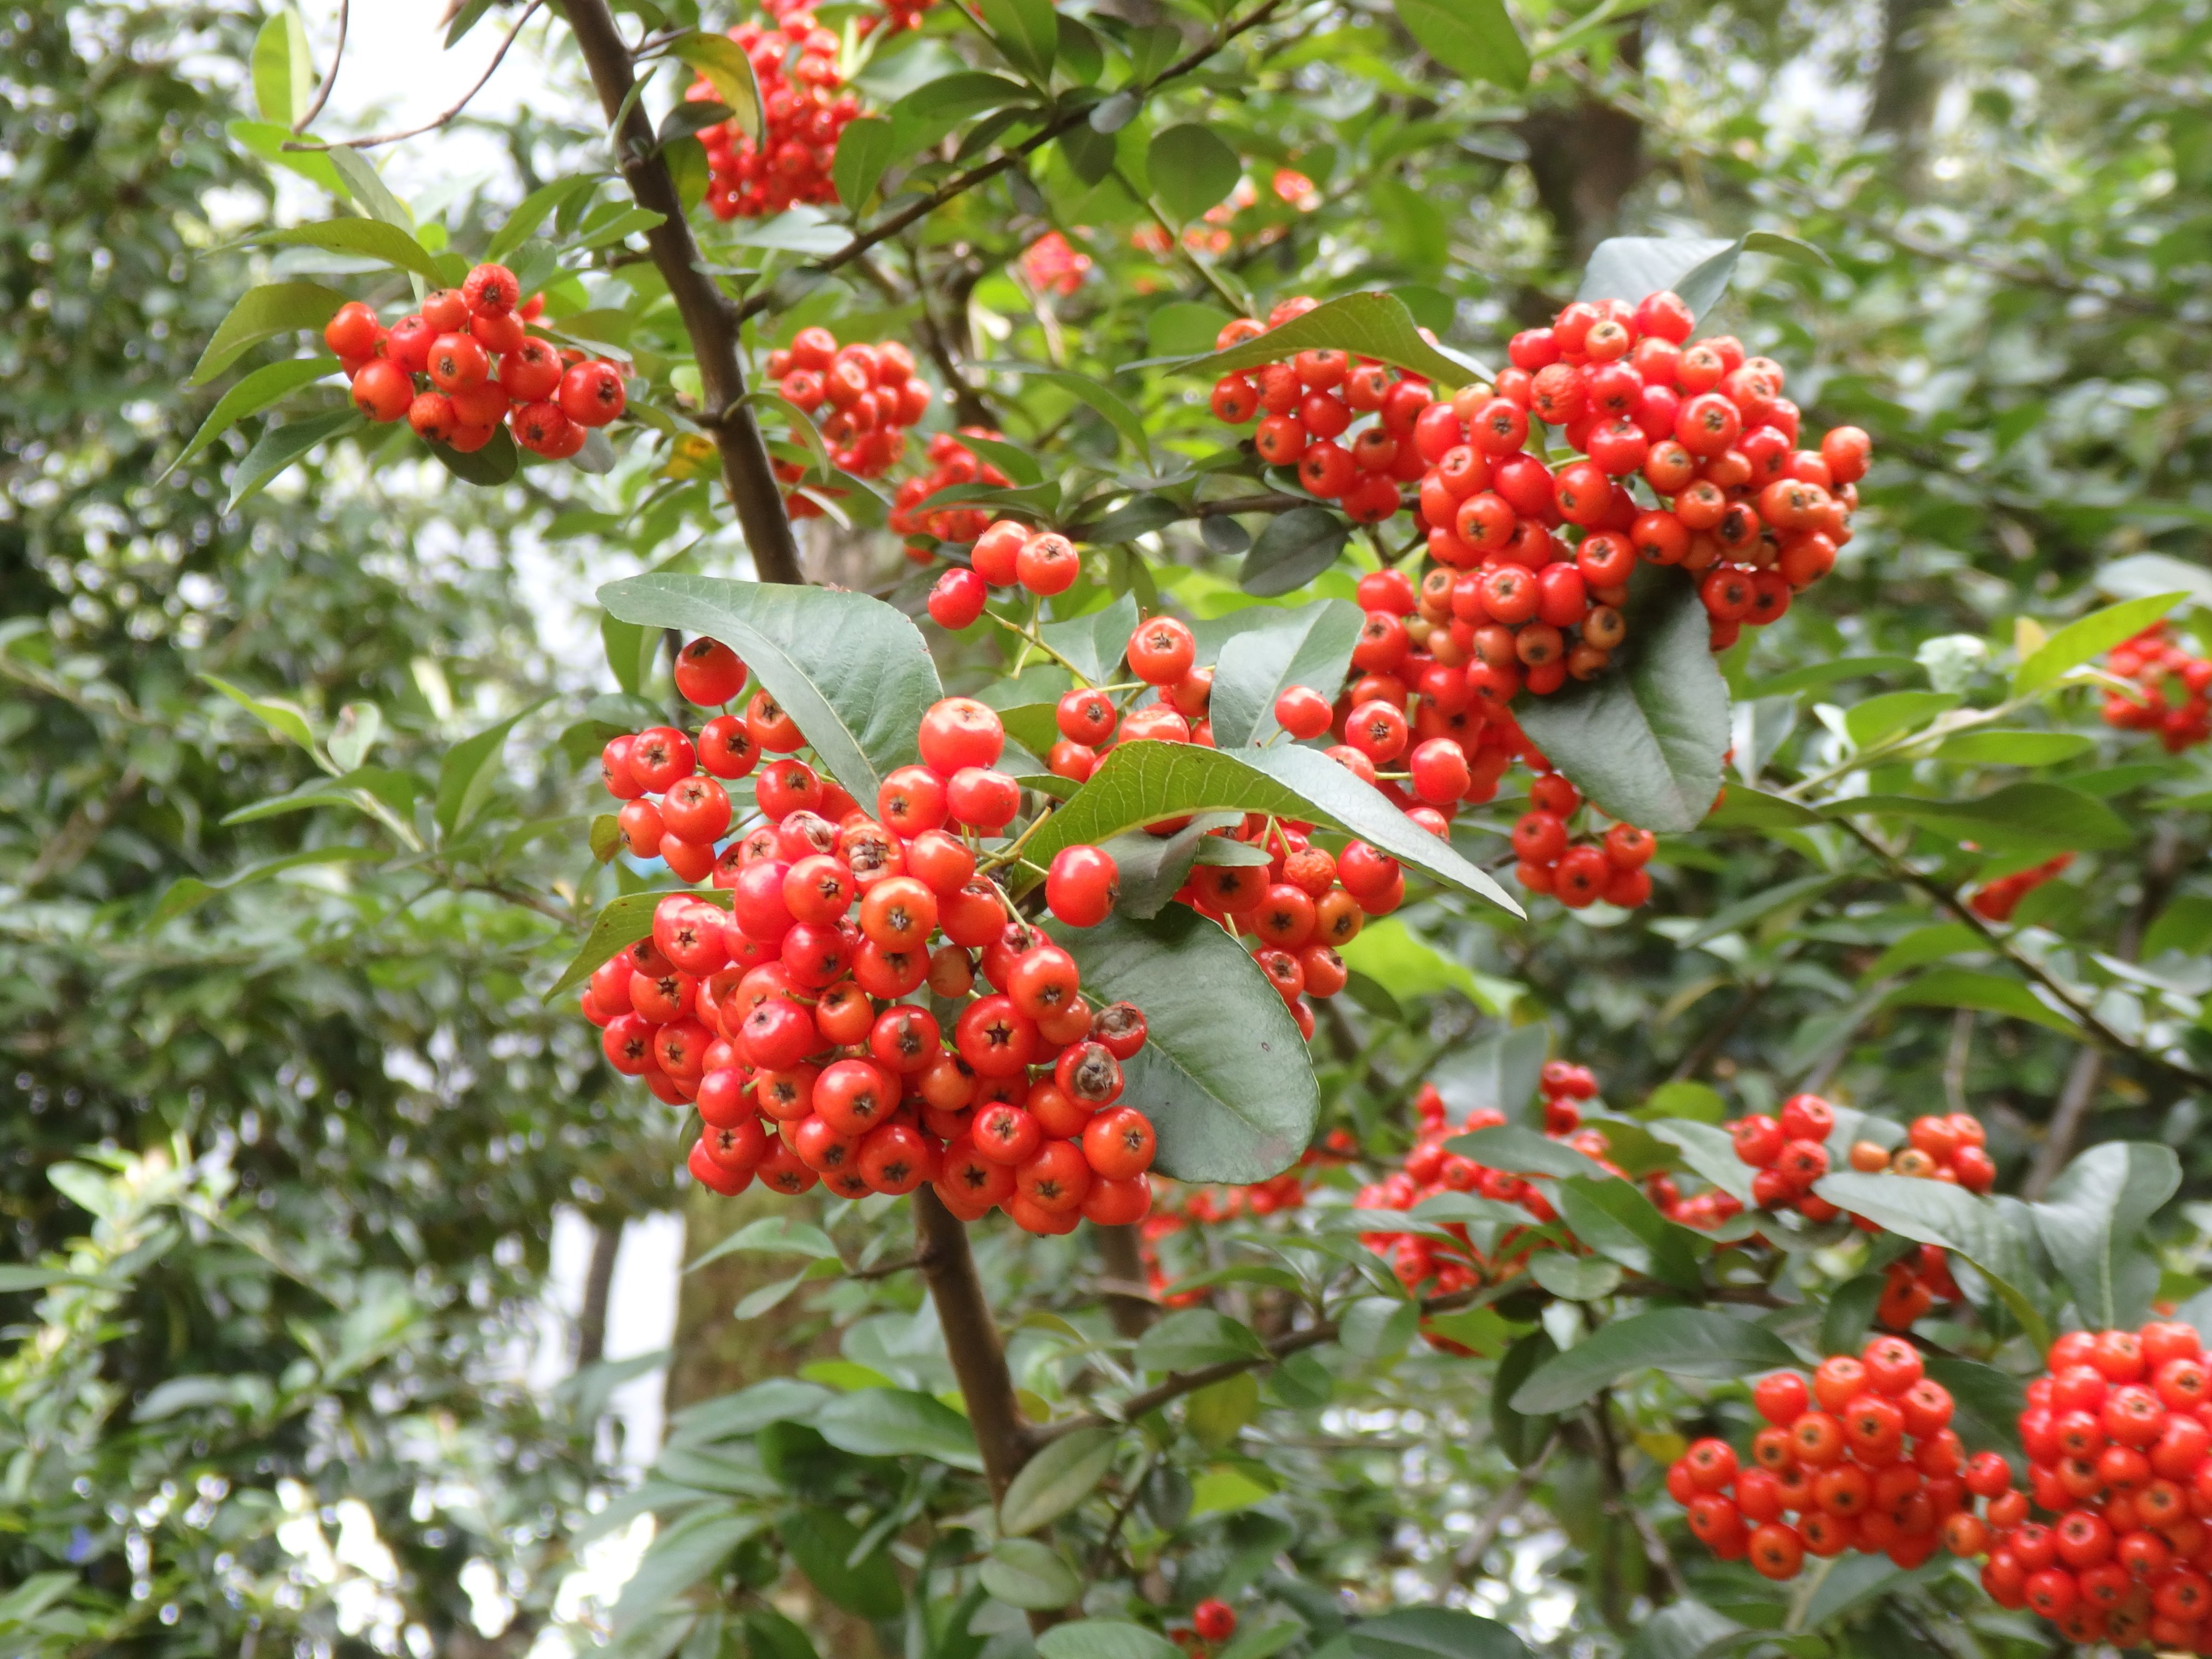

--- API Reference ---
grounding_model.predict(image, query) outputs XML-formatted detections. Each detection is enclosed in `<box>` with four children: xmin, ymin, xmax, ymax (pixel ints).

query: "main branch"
<box><xmin>562</xmin><ymin>0</ymin><xmax>806</xmax><ymax>586</ymax></box>
<box><xmin>914</xmin><ymin>1186</ymin><xmax>1034</xmax><ymax>1501</ymax></box>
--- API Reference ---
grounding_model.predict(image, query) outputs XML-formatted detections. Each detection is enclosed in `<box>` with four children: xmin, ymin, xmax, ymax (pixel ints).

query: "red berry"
<box><xmin>1046</xmin><ymin>844</ymin><xmax>1118</xmax><ymax>928</ymax></box>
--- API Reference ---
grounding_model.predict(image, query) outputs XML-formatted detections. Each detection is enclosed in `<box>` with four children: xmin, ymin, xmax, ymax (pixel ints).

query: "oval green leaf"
<box><xmin>163</xmin><ymin>357</ymin><xmax>335</xmax><ymax>482</ymax></box>
<box><xmin>1179</xmin><ymin>292</ymin><xmax>1489</xmax><ymax>388</ymax></box>
<box><xmin>1238</xmin><ymin>507</ymin><xmax>1351</xmax><ymax>597</ymax></box>
<box><xmin>597</xmin><ymin>575</ymin><xmax>943</xmax><ymax>805</ymax></box>
<box><xmin>1509</xmin><ymin>1307</ymin><xmax>1800</xmax><ymax>1413</ymax></box>
<box><xmin>1149</xmin><ymin>123</ymin><xmax>1242</xmax><ymax>223</ymax></box>
<box><xmin>1209</xmin><ymin>598</ymin><xmax>1363</xmax><ymax>746</ymax></box>
<box><xmin>191</xmin><ymin>282</ymin><xmax>352</xmax><ymax>387</ymax></box>
<box><xmin>1391</xmin><ymin>0</ymin><xmax>1528</xmax><ymax>90</ymax></box>
<box><xmin>999</xmin><ymin>1426</ymin><xmax>1121</xmax><ymax>1535</ymax></box>
<box><xmin>814</xmin><ymin>1388</ymin><xmax>983</xmax><ymax>1471</ymax></box>
<box><xmin>1050</xmin><ymin>907</ymin><xmax>1319</xmax><ymax>1182</ymax></box>
<box><xmin>1037</xmin><ymin>1622</ymin><xmax>1183</xmax><ymax>1659</ymax></box>
<box><xmin>1513</xmin><ymin>572</ymin><xmax>1730</xmax><ymax>834</ymax></box>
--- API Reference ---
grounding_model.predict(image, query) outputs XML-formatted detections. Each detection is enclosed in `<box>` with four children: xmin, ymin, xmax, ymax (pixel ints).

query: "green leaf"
<box><xmin>1645</xmin><ymin>1118</ymin><xmax>1756</xmax><ymax>1204</ymax></box>
<box><xmin>1238</xmin><ymin>507</ymin><xmax>1351</xmax><ymax>598</ymax></box>
<box><xmin>1083</xmin><ymin>494</ymin><xmax>1184</xmax><ymax>545</ymax></box>
<box><xmin>252</xmin><ymin>8</ymin><xmax>316</xmax><ymax>125</ymax></box>
<box><xmin>1529</xmin><ymin>1253</ymin><xmax>1621</xmax><ymax>1300</ymax></box>
<box><xmin>1429</xmin><ymin>1024</ymin><xmax>1549</xmax><ymax>1122</ymax></box>
<box><xmin>2032</xmin><ymin>1142</ymin><xmax>2180</xmax><ymax>1328</ymax></box>
<box><xmin>1822</xmin><ymin>781</ymin><xmax>2130</xmax><ymax>852</ymax></box>
<box><xmin>1557</xmin><ymin>1175</ymin><xmax>1704</xmax><ymax>1292</ymax></box>
<box><xmin>685</xmin><ymin>1215</ymin><xmax>841</xmax><ymax>1273</ymax></box>
<box><xmin>1678</xmin><ymin>872</ymin><xmax>1842</xmax><ymax>950</ymax></box>
<box><xmin>249</xmin><ymin>218</ymin><xmax>443</xmax><ymax>281</ymax></box>
<box><xmin>667</xmin><ymin>1379</ymin><xmax>834</xmax><ymax>1444</ymax></box>
<box><xmin>1812</xmin><ymin>1172</ymin><xmax>2049</xmax><ymax>1346</ymax></box>
<box><xmin>780</xmin><ymin>1507</ymin><xmax>903</xmax><ymax>1619</ymax></box>
<box><xmin>1844</xmin><ymin>690</ymin><xmax>1959</xmax><ymax>748</ymax></box>
<box><xmin>1391</xmin><ymin>0</ymin><xmax>1529</xmax><ymax>90</ymax></box>
<box><xmin>1148</xmin><ymin>302</ymin><xmax>1234</xmax><ymax>358</ymax></box>
<box><xmin>1578</xmin><ymin>232</ymin><xmax>1831</xmax><ymax>320</ymax></box>
<box><xmin>201</xmin><ymin>673</ymin><xmax>324</xmax><ymax>758</ymax></box>
<box><xmin>323</xmin><ymin>147</ymin><xmax>416</xmax><ymax>232</ymax></box>
<box><xmin>1624</xmin><ymin>1601</ymin><xmax>1743</xmax><ymax>1659</ymax></box>
<box><xmin>163</xmin><ymin>358</ymin><xmax>334</xmax><ymax>482</ymax></box>
<box><xmin>1637</xmin><ymin>1081</ymin><xmax>1725</xmax><ymax>1124</ymax></box>
<box><xmin>1445</xmin><ymin>1125</ymin><xmax>1610</xmax><ymax>1180</ymax></box>
<box><xmin>1510</xmin><ymin>1309</ymin><xmax>1799</xmax><ymax>1413</ymax></box>
<box><xmin>976</xmin><ymin>0</ymin><xmax>1058</xmax><ymax>80</ymax></box>
<box><xmin>598</xmin><ymin>575</ymin><xmax>943</xmax><ymax>805</ymax></box>
<box><xmin>1880</xmin><ymin>967</ymin><xmax>2080</xmax><ymax>1036</ymax></box>
<box><xmin>146</xmin><ymin>845</ymin><xmax>383</xmax><ymax>929</ymax></box>
<box><xmin>1186</xmin><ymin>1371</ymin><xmax>1261</xmax><ymax>1447</ymax></box>
<box><xmin>1136</xmin><ymin>1308</ymin><xmax>1269</xmax><ymax>1372</ymax></box>
<box><xmin>1100</xmin><ymin>812</ymin><xmax>1245</xmax><ymax>919</ymax></box>
<box><xmin>985</xmin><ymin>364</ymin><xmax>1154</xmax><ymax>462</ymax></box>
<box><xmin>611</xmin><ymin>1508</ymin><xmax>760</xmax><ymax>1635</ymax></box>
<box><xmin>487</xmin><ymin>173</ymin><xmax>602</xmax><ymax>263</ymax></box>
<box><xmin>1348</xmin><ymin>1609</ymin><xmax>1532</xmax><ymax>1659</ymax></box>
<box><xmin>229</xmin><ymin>408</ymin><xmax>365</xmax><ymax>508</ymax></box>
<box><xmin>1023</xmin><ymin>740</ymin><xmax>1520</xmax><ymax>912</ymax></box>
<box><xmin>1924</xmin><ymin>1356</ymin><xmax>2026</xmax><ymax>1455</ymax></box>
<box><xmin>814</xmin><ymin>1388</ymin><xmax>983</xmax><ymax>1471</ymax></box>
<box><xmin>1932</xmin><ymin>729</ymin><xmax>2095</xmax><ymax>766</ymax></box>
<box><xmin>667</xmin><ymin>32</ymin><xmax>765</xmax><ymax>144</ymax></box>
<box><xmin>890</xmin><ymin>73</ymin><xmax>1033</xmax><ymax>154</ymax></box>
<box><xmin>1819</xmin><ymin>1274</ymin><xmax>1884</xmax><ymax>1357</ymax></box>
<box><xmin>1000</xmin><ymin>1427</ymin><xmax>1121</xmax><ymax>1535</ymax></box>
<box><xmin>2096</xmin><ymin>552</ymin><xmax>2212</xmax><ymax>612</ymax></box>
<box><xmin>1049</xmin><ymin>907</ymin><xmax>1318</xmax><ymax>1182</ymax></box>
<box><xmin>1492</xmin><ymin>1330</ymin><xmax>1559</xmax><ymax>1469</ymax></box>
<box><xmin>226</xmin><ymin>117</ymin><xmax>347</xmax><ymax>193</ymax></box>
<box><xmin>1037</xmin><ymin>594</ymin><xmax>1141</xmax><ymax>685</ymax></box>
<box><xmin>2014</xmin><ymin>592</ymin><xmax>2188</xmax><ymax>696</ymax></box>
<box><xmin>1514</xmin><ymin>574</ymin><xmax>1729</xmax><ymax>834</ymax></box>
<box><xmin>428</xmin><ymin>426</ymin><xmax>522</xmax><ymax>488</ymax></box>
<box><xmin>1336</xmin><ymin>916</ymin><xmax>1514</xmax><ymax>1014</ymax></box>
<box><xmin>1179</xmin><ymin>292</ymin><xmax>1489</xmax><ymax>388</ymax></box>
<box><xmin>1209</xmin><ymin>598</ymin><xmax>1363</xmax><ymax>746</ymax></box>
<box><xmin>437</xmin><ymin>700</ymin><xmax>546</xmax><ymax>838</ymax></box>
<box><xmin>1149</xmin><ymin>124</ymin><xmax>1242</xmax><ymax>222</ymax></box>
<box><xmin>980</xmin><ymin>1539</ymin><xmax>1082</xmax><ymax>1610</ymax></box>
<box><xmin>0</xmin><ymin>1265</ymin><xmax>111</xmax><ymax>1293</ymax></box>
<box><xmin>1747</xmin><ymin>656</ymin><xmax>1918</xmax><ymax>699</ymax></box>
<box><xmin>190</xmin><ymin>282</ymin><xmax>350</xmax><ymax>387</ymax></box>
<box><xmin>1037</xmin><ymin>1622</ymin><xmax>1183</xmax><ymax>1659</ymax></box>
<box><xmin>831</xmin><ymin>116</ymin><xmax>896</xmax><ymax>210</ymax></box>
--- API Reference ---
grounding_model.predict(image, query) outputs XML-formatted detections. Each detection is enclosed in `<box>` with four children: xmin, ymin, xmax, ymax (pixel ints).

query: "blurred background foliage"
<box><xmin>1</xmin><ymin>0</ymin><xmax>2206</xmax><ymax>1654</ymax></box>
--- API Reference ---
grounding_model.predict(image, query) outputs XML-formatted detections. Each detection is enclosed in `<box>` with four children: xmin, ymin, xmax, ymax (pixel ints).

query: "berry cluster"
<box><xmin>1968</xmin><ymin>852</ymin><xmax>2075</xmax><ymax>922</ymax></box>
<box><xmin>1876</xmin><ymin>1243</ymin><xmax>1963</xmax><ymax>1332</ymax></box>
<box><xmin>1478</xmin><ymin>290</ymin><xmax>1868</xmax><ymax>655</ymax></box>
<box><xmin>1984</xmin><ymin>1321</ymin><xmax>2212</xmax><ymax>1647</ymax></box>
<box><xmin>2104</xmin><ymin>624</ymin><xmax>2211</xmax><ymax>753</ymax></box>
<box><xmin>325</xmin><ymin>263</ymin><xmax>624</xmax><ymax>458</ymax></box>
<box><xmin>1668</xmin><ymin>1337</ymin><xmax>1974</xmax><ymax>1578</ymax></box>
<box><xmin>1508</xmin><ymin>770</ymin><xmax>1655</xmax><ymax>909</ymax></box>
<box><xmin>691</xmin><ymin>8</ymin><xmax>859</xmax><ymax>220</ymax></box>
<box><xmin>579</xmin><ymin>640</ymin><xmax>1155</xmax><ymax>1235</ymax></box>
<box><xmin>1718</xmin><ymin>1091</ymin><xmax>1857</xmax><ymax>1225</ymax></box>
<box><xmin>926</xmin><ymin>516</ymin><xmax>1092</xmax><ymax>626</ymax></box>
<box><xmin>764</xmin><ymin>326</ymin><xmax>934</xmax><ymax>514</ymax></box>
<box><xmin>1020</xmin><ymin>232</ymin><xmax>1092</xmax><ymax>296</ymax></box>
<box><xmin>1355</xmin><ymin>1063</ymin><xmax>1621</xmax><ymax>1298</ymax></box>
<box><xmin>1843</xmin><ymin>1112</ymin><xmax>1998</xmax><ymax>1192</ymax></box>
<box><xmin>892</xmin><ymin>430</ymin><xmax>1013</xmax><ymax>561</ymax></box>
<box><xmin>1206</xmin><ymin>298</ymin><xmax>1433</xmax><ymax>525</ymax></box>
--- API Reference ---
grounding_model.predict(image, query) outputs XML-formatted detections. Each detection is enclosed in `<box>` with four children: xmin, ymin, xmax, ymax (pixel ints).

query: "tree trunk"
<box><xmin>1864</xmin><ymin>0</ymin><xmax>1951</xmax><ymax>197</ymax></box>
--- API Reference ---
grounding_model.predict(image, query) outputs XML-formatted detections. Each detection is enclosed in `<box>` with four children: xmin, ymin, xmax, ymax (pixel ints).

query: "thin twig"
<box><xmin>1452</xmin><ymin>1434</ymin><xmax>1556</xmax><ymax>1583</ymax></box>
<box><xmin>293</xmin><ymin>0</ymin><xmax>349</xmax><ymax>133</ymax></box>
<box><xmin>730</xmin><ymin>0</ymin><xmax>1293</xmax><ymax>323</ymax></box>
<box><xmin>285</xmin><ymin>1</ymin><xmax>543</xmax><ymax>151</ymax></box>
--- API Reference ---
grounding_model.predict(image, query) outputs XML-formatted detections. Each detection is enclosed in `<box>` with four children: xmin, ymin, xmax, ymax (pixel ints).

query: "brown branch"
<box><xmin>575</xmin><ymin>1218</ymin><xmax>621</xmax><ymax>1367</ymax></box>
<box><xmin>1092</xmin><ymin>1224</ymin><xmax>1156</xmax><ymax>1339</ymax></box>
<box><xmin>1452</xmin><ymin>1435</ymin><xmax>1556</xmax><ymax>1583</ymax></box>
<box><xmin>1591</xmin><ymin>1391</ymin><xmax>1682</xmax><ymax>1604</ymax></box>
<box><xmin>913</xmin><ymin>1186</ymin><xmax>1033</xmax><ymax>1503</ymax></box>
<box><xmin>1833</xmin><ymin>816</ymin><xmax>2212</xmax><ymax>1091</ymax></box>
<box><xmin>285</xmin><ymin>0</ymin><xmax>542</xmax><ymax>150</ymax></box>
<box><xmin>20</xmin><ymin>765</ymin><xmax>143</xmax><ymax>891</ymax></box>
<box><xmin>2022</xmin><ymin>821</ymin><xmax>2193</xmax><ymax>1198</ymax></box>
<box><xmin>1036</xmin><ymin>1285</ymin><xmax>1483</xmax><ymax>1445</ymax></box>
<box><xmin>559</xmin><ymin>0</ymin><xmax>806</xmax><ymax>585</ymax></box>
<box><xmin>730</xmin><ymin>0</ymin><xmax>1293</xmax><ymax>325</ymax></box>
<box><xmin>293</xmin><ymin>0</ymin><xmax>349</xmax><ymax>133</ymax></box>
<box><xmin>849</xmin><ymin>1252</ymin><xmax>922</xmax><ymax>1280</ymax></box>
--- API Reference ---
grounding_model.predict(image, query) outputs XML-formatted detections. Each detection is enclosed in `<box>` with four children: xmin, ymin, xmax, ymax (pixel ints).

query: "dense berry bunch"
<box><xmin>580</xmin><ymin>641</ymin><xmax>1153</xmax><ymax>1234</ymax></box>
<box><xmin>1982</xmin><ymin>1320</ymin><xmax>2212</xmax><ymax>1648</ymax></box>
<box><xmin>2103</xmin><ymin>624</ymin><xmax>2210</xmax><ymax>752</ymax></box>
<box><xmin>1205</xmin><ymin>298</ymin><xmax>1433</xmax><ymax>525</ymax></box>
<box><xmin>1843</xmin><ymin>1111</ymin><xmax>1998</xmax><ymax>1192</ymax></box>
<box><xmin>691</xmin><ymin>9</ymin><xmax>858</xmax><ymax>219</ymax></box>
<box><xmin>764</xmin><ymin>326</ymin><xmax>934</xmax><ymax>514</ymax></box>
<box><xmin>1471</xmin><ymin>289</ymin><xmax>1869</xmax><ymax>654</ymax></box>
<box><xmin>924</xmin><ymin>515</ymin><xmax>1091</xmax><ymax>626</ymax></box>
<box><xmin>325</xmin><ymin>264</ymin><xmax>624</xmax><ymax>458</ymax></box>
<box><xmin>1508</xmin><ymin>769</ymin><xmax>1656</xmax><ymax>909</ymax></box>
<box><xmin>1668</xmin><ymin>1336</ymin><xmax>1973</xmax><ymax>1579</ymax></box>
<box><xmin>1876</xmin><ymin>1243</ymin><xmax>1963</xmax><ymax>1332</ymax></box>
<box><xmin>892</xmin><ymin>430</ymin><xmax>1013</xmax><ymax>561</ymax></box>
<box><xmin>1355</xmin><ymin>1063</ymin><xmax>1621</xmax><ymax>1297</ymax></box>
<box><xmin>1020</xmin><ymin>232</ymin><xmax>1092</xmax><ymax>296</ymax></box>
<box><xmin>1968</xmin><ymin>852</ymin><xmax>2075</xmax><ymax>922</ymax></box>
<box><xmin>1719</xmin><ymin>1091</ymin><xmax>1856</xmax><ymax>1225</ymax></box>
